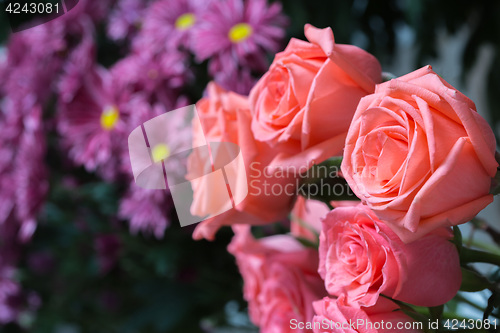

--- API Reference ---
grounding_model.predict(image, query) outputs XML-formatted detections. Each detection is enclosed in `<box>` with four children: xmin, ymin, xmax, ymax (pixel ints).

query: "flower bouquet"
<box><xmin>188</xmin><ymin>22</ymin><xmax>500</xmax><ymax>333</ymax></box>
<box><xmin>0</xmin><ymin>0</ymin><xmax>499</xmax><ymax>332</ymax></box>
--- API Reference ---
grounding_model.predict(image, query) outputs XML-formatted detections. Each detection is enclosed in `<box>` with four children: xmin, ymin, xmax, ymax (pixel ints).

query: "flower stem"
<box><xmin>461</xmin><ymin>247</ymin><xmax>500</xmax><ymax>266</ymax></box>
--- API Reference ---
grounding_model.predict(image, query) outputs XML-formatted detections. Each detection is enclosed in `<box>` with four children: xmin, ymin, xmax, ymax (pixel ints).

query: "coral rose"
<box><xmin>312</xmin><ymin>295</ymin><xmax>423</xmax><ymax>333</ymax></box>
<box><xmin>319</xmin><ymin>204</ymin><xmax>461</xmax><ymax>307</ymax></box>
<box><xmin>341</xmin><ymin>65</ymin><xmax>498</xmax><ymax>242</ymax></box>
<box><xmin>290</xmin><ymin>196</ymin><xmax>329</xmax><ymax>243</ymax></box>
<box><xmin>228</xmin><ymin>225</ymin><xmax>326</xmax><ymax>333</ymax></box>
<box><xmin>190</xmin><ymin>83</ymin><xmax>296</xmax><ymax>240</ymax></box>
<box><xmin>249</xmin><ymin>24</ymin><xmax>381</xmax><ymax>170</ymax></box>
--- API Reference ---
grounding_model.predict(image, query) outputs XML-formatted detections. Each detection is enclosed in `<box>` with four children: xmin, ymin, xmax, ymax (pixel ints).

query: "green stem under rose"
<box><xmin>460</xmin><ymin>247</ymin><xmax>500</xmax><ymax>267</ymax></box>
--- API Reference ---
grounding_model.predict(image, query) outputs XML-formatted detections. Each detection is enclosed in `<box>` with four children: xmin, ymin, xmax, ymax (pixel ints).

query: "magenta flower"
<box><xmin>0</xmin><ymin>0</ymin><xmax>116</xmax><ymax>324</ymax></box>
<box><xmin>0</xmin><ymin>267</ymin><xmax>22</xmax><ymax>324</ymax></box>
<box><xmin>58</xmin><ymin>35</ymin><xmax>191</xmax><ymax>181</ymax></box>
<box><xmin>56</xmin><ymin>34</ymin><xmax>96</xmax><ymax>103</ymax></box>
<box><xmin>2</xmin><ymin>31</ymin><xmax>63</xmax><ymax>107</ymax></box>
<box><xmin>0</xmin><ymin>0</ymin><xmax>101</xmax><ymax>244</ymax></box>
<box><xmin>110</xmin><ymin>51</ymin><xmax>191</xmax><ymax>108</ymax></box>
<box><xmin>133</xmin><ymin>0</ymin><xmax>210</xmax><ymax>53</ymax></box>
<box><xmin>0</xmin><ymin>256</ymin><xmax>41</xmax><ymax>324</ymax></box>
<box><xmin>1</xmin><ymin>3</ymin><xmax>99</xmax><ymax>109</ymax></box>
<box><xmin>120</xmin><ymin>101</ymin><xmax>192</xmax><ymax>237</ymax></box>
<box><xmin>213</xmin><ymin>67</ymin><xmax>257</xmax><ymax>95</ymax></box>
<box><xmin>0</xmin><ymin>100</ymin><xmax>48</xmax><ymax>242</ymax></box>
<box><xmin>107</xmin><ymin>0</ymin><xmax>151</xmax><ymax>41</ymax></box>
<box><xmin>4</xmin><ymin>0</ymin><xmax>109</xmax><ymax>64</ymax></box>
<box><xmin>192</xmin><ymin>0</ymin><xmax>288</xmax><ymax>75</ymax></box>
<box><xmin>12</xmin><ymin>107</ymin><xmax>49</xmax><ymax>241</ymax></box>
<box><xmin>57</xmin><ymin>59</ymin><xmax>131</xmax><ymax>181</ymax></box>
<box><xmin>0</xmin><ymin>196</ymin><xmax>38</xmax><ymax>325</ymax></box>
<box><xmin>58</xmin><ymin>0</ymin><xmax>113</xmax><ymax>25</ymax></box>
<box><xmin>119</xmin><ymin>184</ymin><xmax>173</xmax><ymax>239</ymax></box>
<box><xmin>111</xmin><ymin>54</ymin><xmax>191</xmax><ymax>177</ymax></box>
<box><xmin>0</xmin><ymin>0</ymin><xmax>103</xmax><ymax>242</ymax></box>
<box><xmin>4</xmin><ymin>24</ymin><xmax>65</xmax><ymax>66</ymax></box>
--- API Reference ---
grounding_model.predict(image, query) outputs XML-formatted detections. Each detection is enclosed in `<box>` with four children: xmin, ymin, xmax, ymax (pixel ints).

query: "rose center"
<box><xmin>268</xmin><ymin>68</ymin><xmax>288</xmax><ymax>99</ymax></box>
<box><xmin>228</xmin><ymin>23</ymin><xmax>253</xmax><ymax>43</ymax></box>
<box><xmin>362</xmin><ymin>128</ymin><xmax>408</xmax><ymax>184</ymax></box>
<box><xmin>100</xmin><ymin>106</ymin><xmax>120</xmax><ymax>130</ymax></box>
<box><xmin>175</xmin><ymin>13</ymin><xmax>196</xmax><ymax>31</ymax></box>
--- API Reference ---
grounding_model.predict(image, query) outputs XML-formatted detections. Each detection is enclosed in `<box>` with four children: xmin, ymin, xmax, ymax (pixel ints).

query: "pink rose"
<box><xmin>249</xmin><ymin>24</ymin><xmax>381</xmax><ymax>170</ymax></box>
<box><xmin>319</xmin><ymin>204</ymin><xmax>461</xmax><ymax>307</ymax></box>
<box><xmin>312</xmin><ymin>295</ymin><xmax>423</xmax><ymax>333</ymax></box>
<box><xmin>290</xmin><ymin>197</ymin><xmax>360</xmax><ymax>243</ymax></box>
<box><xmin>228</xmin><ymin>225</ymin><xmax>326</xmax><ymax>333</ymax></box>
<box><xmin>190</xmin><ymin>83</ymin><xmax>296</xmax><ymax>240</ymax></box>
<box><xmin>341</xmin><ymin>66</ymin><xmax>498</xmax><ymax>242</ymax></box>
<box><xmin>291</xmin><ymin>196</ymin><xmax>329</xmax><ymax>243</ymax></box>
<box><xmin>188</xmin><ymin>83</ymin><xmax>249</xmax><ymax>221</ymax></box>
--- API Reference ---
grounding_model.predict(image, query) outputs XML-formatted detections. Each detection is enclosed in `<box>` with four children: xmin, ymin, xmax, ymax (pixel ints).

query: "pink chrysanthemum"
<box><xmin>0</xmin><ymin>0</ymin><xmax>111</xmax><ymax>323</ymax></box>
<box><xmin>2</xmin><ymin>31</ymin><xmax>63</xmax><ymax>107</ymax></box>
<box><xmin>13</xmin><ymin>108</ymin><xmax>49</xmax><ymax>241</ymax></box>
<box><xmin>0</xmin><ymin>179</ymin><xmax>41</xmax><ymax>324</ymax></box>
<box><xmin>0</xmin><ymin>266</ymin><xmax>22</xmax><ymax>324</ymax></box>
<box><xmin>119</xmin><ymin>184</ymin><xmax>173</xmax><ymax>239</ymax></box>
<box><xmin>213</xmin><ymin>67</ymin><xmax>257</xmax><ymax>95</ymax></box>
<box><xmin>133</xmin><ymin>0</ymin><xmax>211</xmax><ymax>54</ymax></box>
<box><xmin>4</xmin><ymin>0</ymin><xmax>110</xmax><ymax>64</ymax></box>
<box><xmin>107</xmin><ymin>0</ymin><xmax>151</xmax><ymax>41</ymax></box>
<box><xmin>110</xmin><ymin>54</ymin><xmax>191</xmax><ymax>176</ymax></box>
<box><xmin>119</xmin><ymin>101</ymin><xmax>192</xmax><ymax>237</ymax></box>
<box><xmin>192</xmin><ymin>0</ymin><xmax>288</xmax><ymax>75</ymax></box>
<box><xmin>111</xmin><ymin>51</ymin><xmax>191</xmax><ymax>107</ymax></box>
<box><xmin>117</xmin><ymin>96</ymin><xmax>189</xmax><ymax>178</ymax></box>
<box><xmin>0</xmin><ymin>100</ymin><xmax>48</xmax><ymax>242</ymax></box>
<box><xmin>58</xmin><ymin>34</ymin><xmax>191</xmax><ymax>181</ymax></box>
<box><xmin>57</xmin><ymin>57</ymin><xmax>132</xmax><ymax>181</ymax></box>
<box><xmin>57</xmin><ymin>0</ymin><xmax>113</xmax><ymax>25</ymax></box>
<box><xmin>0</xmin><ymin>258</ymin><xmax>40</xmax><ymax>324</ymax></box>
<box><xmin>1</xmin><ymin>3</ymin><xmax>99</xmax><ymax>108</ymax></box>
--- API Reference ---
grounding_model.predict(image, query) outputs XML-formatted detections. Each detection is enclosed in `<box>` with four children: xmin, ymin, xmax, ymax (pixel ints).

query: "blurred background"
<box><xmin>0</xmin><ymin>0</ymin><xmax>500</xmax><ymax>332</ymax></box>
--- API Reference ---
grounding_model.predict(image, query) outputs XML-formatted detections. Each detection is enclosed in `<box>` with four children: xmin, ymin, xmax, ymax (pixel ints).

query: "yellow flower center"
<box><xmin>152</xmin><ymin>143</ymin><xmax>171</xmax><ymax>163</ymax></box>
<box><xmin>175</xmin><ymin>13</ymin><xmax>196</xmax><ymax>31</ymax></box>
<box><xmin>100</xmin><ymin>106</ymin><xmax>120</xmax><ymax>130</ymax></box>
<box><xmin>228</xmin><ymin>23</ymin><xmax>253</xmax><ymax>43</ymax></box>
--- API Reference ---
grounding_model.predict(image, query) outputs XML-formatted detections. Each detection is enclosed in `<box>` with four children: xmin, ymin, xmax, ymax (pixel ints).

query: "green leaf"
<box><xmin>429</xmin><ymin>304</ymin><xmax>444</xmax><ymax>321</ymax></box>
<box><xmin>460</xmin><ymin>268</ymin><xmax>492</xmax><ymax>292</ymax></box>
<box><xmin>460</xmin><ymin>247</ymin><xmax>500</xmax><ymax>267</ymax></box>
<box><xmin>298</xmin><ymin>157</ymin><xmax>360</xmax><ymax>203</ymax></box>
<box><xmin>453</xmin><ymin>226</ymin><xmax>463</xmax><ymax>255</ymax></box>
<box><xmin>294</xmin><ymin>236</ymin><xmax>319</xmax><ymax>250</ymax></box>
